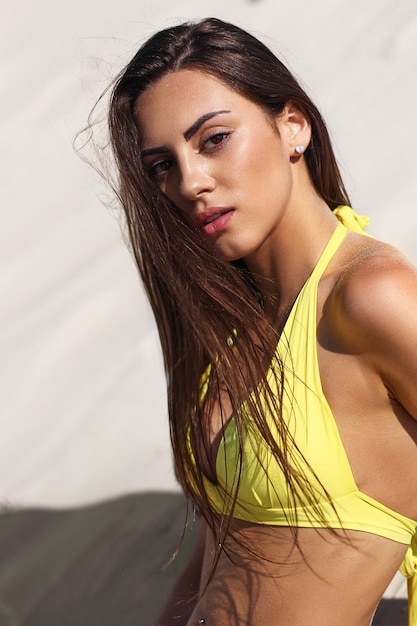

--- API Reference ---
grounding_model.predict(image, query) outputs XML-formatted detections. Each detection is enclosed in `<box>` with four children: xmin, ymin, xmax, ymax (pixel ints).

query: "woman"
<box><xmin>103</xmin><ymin>17</ymin><xmax>417</xmax><ymax>625</ymax></box>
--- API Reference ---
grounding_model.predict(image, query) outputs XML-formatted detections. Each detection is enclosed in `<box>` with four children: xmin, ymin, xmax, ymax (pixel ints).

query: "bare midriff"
<box><xmin>187</xmin><ymin>521</ymin><xmax>407</xmax><ymax>626</ymax></box>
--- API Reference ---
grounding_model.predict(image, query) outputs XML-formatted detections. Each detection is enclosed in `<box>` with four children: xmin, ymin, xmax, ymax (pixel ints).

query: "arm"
<box><xmin>155</xmin><ymin>517</ymin><xmax>207</xmax><ymax>626</ymax></box>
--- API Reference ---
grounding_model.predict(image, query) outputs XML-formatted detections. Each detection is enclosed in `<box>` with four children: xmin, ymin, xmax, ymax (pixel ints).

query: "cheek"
<box><xmin>239</xmin><ymin>152</ymin><xmax>288</xmax><ymax>200</ymax></box>
<box><xmin>225</xmin><ymin>142</ymin><xmax>265</xmax><ymax>189</ymax></box>
<box><xmin>238</xmin><ymin>133</ymin><xmax>286</xmax><ymax>182</ymax></box>
<box><xmin>158</xmin><ymin>171</ymin><xmax>184</xmax><ymax>206</ymax></box>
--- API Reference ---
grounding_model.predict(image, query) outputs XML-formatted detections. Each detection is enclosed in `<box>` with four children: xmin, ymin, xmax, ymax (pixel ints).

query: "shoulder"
<box><xmin>324</xmin><ymin>234</ymin><xmax>417</xmax><ymax>418</ymax></box>
<box><xmin>332</xmin><ymin>235</ymin><xmax>417</xmax><ymax>350</ymax></box>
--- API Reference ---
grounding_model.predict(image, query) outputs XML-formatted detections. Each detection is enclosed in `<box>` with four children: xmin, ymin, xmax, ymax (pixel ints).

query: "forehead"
<box><xmin>134</xmin><ymin>69</ymin><xmax>258</xmax><ymax>144</ymax></box>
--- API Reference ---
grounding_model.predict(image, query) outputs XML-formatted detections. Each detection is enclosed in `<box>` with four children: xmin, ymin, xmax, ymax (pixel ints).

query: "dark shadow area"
<box><xmin>0</xmin><ymin>491</ymin><xmax>408</xmax><ymax>625</ymax></box>
<box><xmin>0</xmin><ymin>492</ymin><xmax>196</xmax><ymax>626</ymax></box>
<box><xmin>373</xmin><ymin>598</ymin><xmax>408</xmax><ymax>626</ymax></box>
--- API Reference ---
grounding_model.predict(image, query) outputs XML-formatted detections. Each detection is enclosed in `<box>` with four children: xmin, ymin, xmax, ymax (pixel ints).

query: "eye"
<box><xmin>201</xmin><ymin>131</ymin><xmax>232</xmax><ymax>151</ymax></box>
<box><xmin>148</xmin><ymin>158</ymin><xmax>174</xmax><ymax>179</ymax></box>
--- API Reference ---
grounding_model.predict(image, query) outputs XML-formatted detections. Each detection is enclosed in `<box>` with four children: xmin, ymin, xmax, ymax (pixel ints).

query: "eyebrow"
<box><xmin>183</xmin><ymin>109</ymin><xmax>231</xmax><ymax>141</ymax></box>
<box><xmin>140</xmin><ymin>109</ymin><xmax>231</xmax><ymax>159</ymax></box>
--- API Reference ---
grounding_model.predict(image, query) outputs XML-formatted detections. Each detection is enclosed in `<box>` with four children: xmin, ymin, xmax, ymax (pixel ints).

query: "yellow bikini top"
<box><xmin>199</xmin><ymin>207</ymin><xmax>417</xmax><ymax>624</ymax></box>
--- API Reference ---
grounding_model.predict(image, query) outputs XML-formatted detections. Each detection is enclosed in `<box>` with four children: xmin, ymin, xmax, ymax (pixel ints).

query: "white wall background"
<box><xmin>2</xmin><ymin>0</ymin><xmax>417</xmax><ymax>509</ymax></box>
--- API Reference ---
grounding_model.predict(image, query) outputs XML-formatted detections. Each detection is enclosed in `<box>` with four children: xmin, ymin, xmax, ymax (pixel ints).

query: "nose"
<box><xmin>178</xmin><ymin>157</ymin><xmax>215</xmax><ymax>201</ymax></box>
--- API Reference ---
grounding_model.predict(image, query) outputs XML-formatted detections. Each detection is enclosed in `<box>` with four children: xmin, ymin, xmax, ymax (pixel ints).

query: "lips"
<box><xmin>195</xmin><ymin>208</ymin><xmax>235</xmax><ymax>236</ymax></box>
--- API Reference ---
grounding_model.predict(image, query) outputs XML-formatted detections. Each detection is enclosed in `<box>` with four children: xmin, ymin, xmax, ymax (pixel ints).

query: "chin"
<box><xmin>212</xmin><ymin>241</ymin><xmax>250</xmax><ymax>264</ymax></box>
<box><xmin>216</xmin><ymin>250</ymin><xmax>244</xmax><ymax>264</ymax></box>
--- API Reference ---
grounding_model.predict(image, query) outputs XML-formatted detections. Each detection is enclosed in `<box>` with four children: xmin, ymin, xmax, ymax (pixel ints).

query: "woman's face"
<box><xmin>135</xmin><ymin>69</ymin><xmax>303</xmax><ymax>263</ymax></box>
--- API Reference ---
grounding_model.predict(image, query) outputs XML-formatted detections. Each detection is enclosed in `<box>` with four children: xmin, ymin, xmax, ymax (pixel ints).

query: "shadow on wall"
<box><xmin>0</xmin><ymin>492</ymin><xmax>407</xmax><ymax>626</ymax></box>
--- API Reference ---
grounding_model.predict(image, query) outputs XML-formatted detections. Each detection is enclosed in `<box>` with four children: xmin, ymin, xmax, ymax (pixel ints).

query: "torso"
<box><xmin>189</xmin><ymin>526</ymin><xmax>408</xmax><ymax>626</ymax></box>
<box><xmin>188</xmin><ymin>229</ymin><xmax>417</xmax><ymax>625</ymax></box>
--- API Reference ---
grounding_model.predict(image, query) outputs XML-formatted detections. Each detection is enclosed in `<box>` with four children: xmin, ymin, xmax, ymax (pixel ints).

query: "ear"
<box><xmin>275</xmin><ymin>102</ymin><xmax>311</xmax><ymax>159</ymax></box>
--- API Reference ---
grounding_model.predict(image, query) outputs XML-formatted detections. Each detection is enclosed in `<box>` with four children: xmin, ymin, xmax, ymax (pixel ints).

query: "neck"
<box><xmin>244</xmin><ymin>197</ymin><xmax>339</xmax><ymax>323</ymax></box>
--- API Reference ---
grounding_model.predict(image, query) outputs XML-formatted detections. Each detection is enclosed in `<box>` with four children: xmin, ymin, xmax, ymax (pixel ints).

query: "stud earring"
<box><xmin>295</xmin><ymin>145</ymin><xmax>304</xmax><ymax>155</ymax></box>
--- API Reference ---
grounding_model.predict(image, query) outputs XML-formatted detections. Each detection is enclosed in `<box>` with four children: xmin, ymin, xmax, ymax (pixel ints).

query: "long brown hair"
<box><xmin>92</xmin><ymin>17</ymin><xmax>350</xmax><ymax>562</ymax></box>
